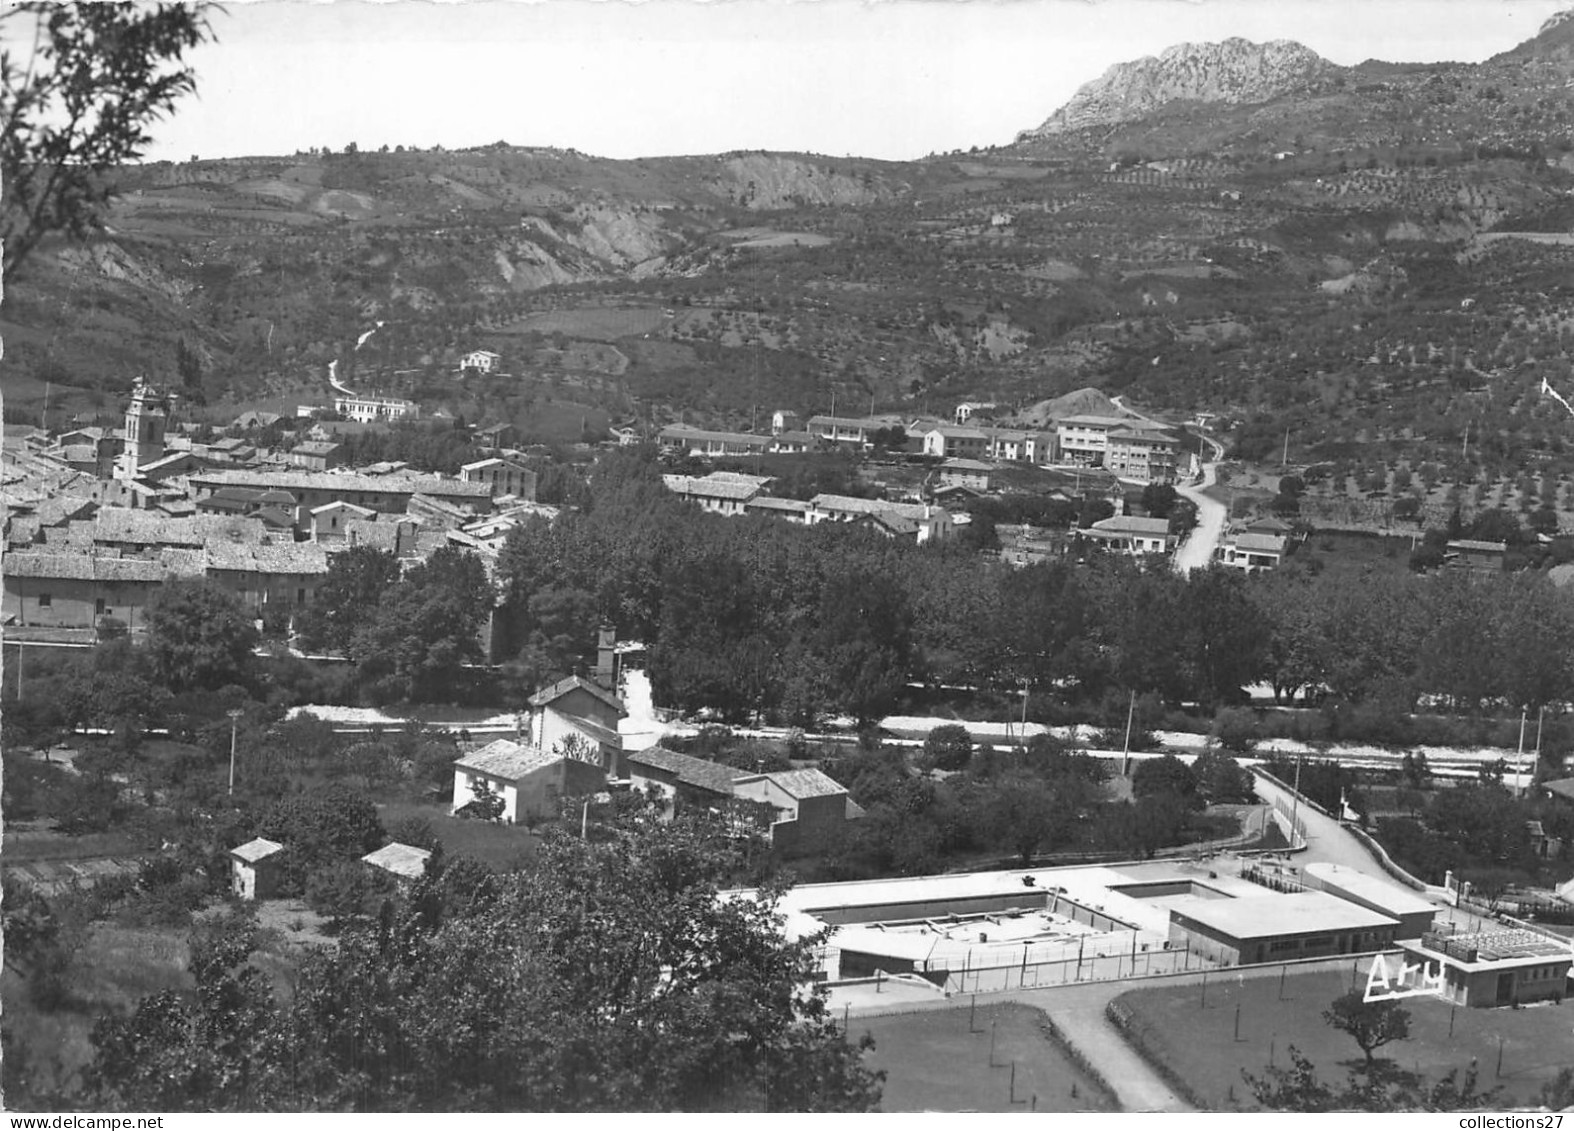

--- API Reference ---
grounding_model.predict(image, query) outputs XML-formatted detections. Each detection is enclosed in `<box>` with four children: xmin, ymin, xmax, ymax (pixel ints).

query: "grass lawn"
<box><xmin>1111</xmin><ymin>966</ymin><xmax>1574</xmax><ymax>1110</ymax></box>
<box><xmin>3</xmin><ymin>923</ymin><xmax>192</xmax><ymax>1104</ymax></box>
<box><xmin>854</xmin><ymin>1003</ymin><xmax>1119</xmax><ymax>1113</ymax></box>
<box><xmin>1279</xmin><ymin>529</ymin><xmax>1415</xmax><ymax>582</ymax></box>
<box><xmin>377</xmin><ymin>801</ymin><xmax>541</xmax><ymax>871</ymax></box>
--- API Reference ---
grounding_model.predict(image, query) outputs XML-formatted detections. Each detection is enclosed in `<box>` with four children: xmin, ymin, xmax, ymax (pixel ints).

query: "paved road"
<box><xmin>1173</xmin><ymin>460</ymin><xmax>1227</xmax><ymax>573</ymax></box>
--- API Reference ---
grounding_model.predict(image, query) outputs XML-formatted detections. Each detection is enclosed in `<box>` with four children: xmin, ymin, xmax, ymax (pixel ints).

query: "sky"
<box><xmin>139</xmin><ymin>0</ymin><xmax>1574</xmax><ymax>163</ymax></box>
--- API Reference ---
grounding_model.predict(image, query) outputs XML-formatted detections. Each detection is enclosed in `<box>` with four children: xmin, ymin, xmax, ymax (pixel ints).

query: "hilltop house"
<box><xmin>460</xmin><ymin>349</ymin><xmax>502</xmax><ymax>374</ymax></box>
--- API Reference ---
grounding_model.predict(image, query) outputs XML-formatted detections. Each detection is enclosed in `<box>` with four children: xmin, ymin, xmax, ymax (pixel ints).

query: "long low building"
<box><xmin>735</xmin><ymin>857</ymin><xmax>1432</xmax><ymax>984</ymax></box>
<box><xmin>187</xmin><ymin>470</ymin><xmax>493</xmax><ymax>533</ymax></box>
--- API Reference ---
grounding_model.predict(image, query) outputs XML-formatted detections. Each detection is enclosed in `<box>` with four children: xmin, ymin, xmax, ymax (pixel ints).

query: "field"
<box><xmin>497</xmin><ymin>306</ymin><xmax>670</xmax><ymax>341</ymax></box>
<box><xmin>1279</xmin><ymin>529</ymin><xmax>1416</xmax><ymax>582</ymax></box>
<box><xmin>854</xmin><ymin>1003</ymin><xmax>1119</xmax><ymax>1113</ymax></box>
<box><xmin>376</xmin><ymin>800</ymin><xmax>541</xmax><ymax>871</ymax></box>
<box><xmin>1109</xmin><ymin>966</ymin><xmax>1573</xmax><ymax>1110</ymax></box>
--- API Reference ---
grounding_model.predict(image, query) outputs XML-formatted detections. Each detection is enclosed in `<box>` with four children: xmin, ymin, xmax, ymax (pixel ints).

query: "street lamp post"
<box><xmin>227</xmin><ymin>709</ymin><xmax>244</xmax><ymax>795</ymax></box>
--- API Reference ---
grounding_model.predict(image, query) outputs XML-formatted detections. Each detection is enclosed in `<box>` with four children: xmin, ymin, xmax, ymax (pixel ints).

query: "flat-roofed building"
<box><xmin>1303</xmin><ymin>862</ymin><xmax>1437</xmax><ymax>939</ymax></box>
<box><xmin>1400</xmin><ymin>926</ymin><xmax>1572</xmax><ymax>1007</ymax></box>
<box><xmin>334</xmin><ymin>393</ymin><xmax>419</xmax><ymax>423</ymax></box>
<box><xmin>1167</xmin><ymin>890</ymin><xmax>1401</xmax><ymax>966</ymax></box>
<box><xmin>657</xmin><ymin>424</ymin><xmax>771</xmax><ymax>458</ymax></box>
<box><xmin>1056</xmin><ymin>414</ymin><xmax>1131</xmax><ymax>467</ymax></box>
<box><xmin>806</xmin><ymin>415</ymin><xmax>885</xmax><ymax>448</ymax></box>
<box><xmin>1105</xmin><ymin>429</ymin><xmax>1181</xmax><ymax>484</ymax></box>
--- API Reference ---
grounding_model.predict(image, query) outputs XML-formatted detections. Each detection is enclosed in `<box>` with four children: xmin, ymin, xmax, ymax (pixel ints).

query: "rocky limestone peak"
<box><xmin>1022</xmin><ymin>36</ymin><xmax>1340</xmax><ymax>138</ymax></box>
<box><xmin>1495</xmin><ymin>5</ymin><xmax>1574</xmax><ymax>61</ymax></box>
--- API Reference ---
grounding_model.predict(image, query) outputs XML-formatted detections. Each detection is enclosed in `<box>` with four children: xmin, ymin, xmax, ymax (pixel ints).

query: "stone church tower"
<box><xmin>118</xmin><ymin>378</ymin><xmax>170</xmax><ymax>480</ymax></box>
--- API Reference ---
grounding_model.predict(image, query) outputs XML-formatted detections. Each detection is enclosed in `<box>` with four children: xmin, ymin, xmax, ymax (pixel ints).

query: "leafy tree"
<box><xmin>1140</xmin><ymin>482</ymin><xmax>1178</xmax><ymax>518</ymax></box>
<box><xmin>1193</xmin><ymin>747</ymin><xmax>1254</xmax><ymax>804</ymax></box>
<box><xmin>91</xmin><ymin>813</ymin><xmax>882</xmax><ymax>1111</ymax></box>
<box><xmin>259</xmin><ymin>786</ymin><xmax>386</xmax><ymax>894</ymax></box>
<box><xmin>88</xmin><ymin>911</ymin><xmax>274</xmax><ymax>1110</ymax></box>
<box><xmin>1323</xmin><ymin>989</ymin><xmax>1411</xmax><ymax>1066</ymax></box>
<box><xmin>0</xmin><ymin>2</ymin><xmax>215</xmax><ymax>282</ymax></box>
<box><xmin>922</xmin><ymin>724</ymin><xmax>972</xmax><ymax>772</ymax></box>
<box><xmin>352</xmin><ymin>546</ymin><xmax>494</xmax><ymax>702</ymax></box>
<box><xmin>456</xmin><ymin>778</ymin><xmax>505</xmax><ymax>822</ymax></box>
<box><xmin>144</xmin><ymin>580</ymin><xmax>259</xmax><ymax>693</ymax></box>
<box><xmin>296</xmin><ymin>545</ymin><xmax>400</xmax><ymax>655</ymax></box>
<box><xmin>1131</xmin><ymin>754</ymin><xmax>1200</xmax><ymax>806</ymax></box>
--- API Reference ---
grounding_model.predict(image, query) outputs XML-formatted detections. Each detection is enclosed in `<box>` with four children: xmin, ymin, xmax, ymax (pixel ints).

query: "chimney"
<box><xmin>594</xmin><ymin>625</ymin><xmax>616</xmax><ymax>688</ymax></box>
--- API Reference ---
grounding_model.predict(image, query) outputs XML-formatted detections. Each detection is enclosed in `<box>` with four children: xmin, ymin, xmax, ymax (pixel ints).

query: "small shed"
<box><xmin>361</xmin><ymin>842</ymin><xmax>433</xmax><ymax>883</ymax></box>
<box><xmin>230</xmin><ymin>837</ymin><xmax>285</xmax><ymax>900</ymax></box>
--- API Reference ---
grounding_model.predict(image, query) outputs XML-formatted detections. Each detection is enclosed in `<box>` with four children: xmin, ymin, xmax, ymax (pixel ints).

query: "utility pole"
<box><xmin>1288</xmin><ymin>751</ymin><xmax>1304</xmax><ymax>847</ymax></box>
<box><xmin>227</xmin><ymin>709</ymin><xmax>244</xmax><ymax>795</ymax></box>
<box><xmin>1121</xmin><ymin>689</ymin><xmax>1136</xmax><ymax>777</ymax></box>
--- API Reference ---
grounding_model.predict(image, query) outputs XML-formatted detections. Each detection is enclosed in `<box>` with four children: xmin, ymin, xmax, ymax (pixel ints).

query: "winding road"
<box><xmin>1173</xmin><ymin>453</ymin><xmax>1227</xmax><ymax>573</ymax></box>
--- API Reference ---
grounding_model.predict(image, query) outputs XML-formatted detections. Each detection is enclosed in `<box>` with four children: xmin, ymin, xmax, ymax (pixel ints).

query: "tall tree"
<box><xmin>353</xmin><ymin>546</ymin><xmax>494</xmax><ymax>702</ymax></box>
<box><xmin>296</xmin><ymin>545</ymin><xmax>400</xmax><ymax>655</ymax></box>
<box><xmin>1</xmin><ymin>3</ymin><xmax>215</xmax><ymax>282</ymax></box>
<box><xmin>144</xmin><ymin>580</ymin><xmax>259</xmax><ymax>693</ymax></box>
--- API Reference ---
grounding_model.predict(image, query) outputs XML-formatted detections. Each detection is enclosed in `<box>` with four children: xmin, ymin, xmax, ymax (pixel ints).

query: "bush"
<box><xmin>922</xmin><ymin>724</ymin><xmax>973</xmax><ymax>772</ymax></box>
<box><xmin>1212</xmin><ymin>707</ymin><xmax>1260</xmax><ymax>754</ymax></box>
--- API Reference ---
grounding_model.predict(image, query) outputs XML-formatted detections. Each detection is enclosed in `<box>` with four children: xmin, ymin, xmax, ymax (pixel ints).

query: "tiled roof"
<box><xmin>746</xmin><ymin>496</ymin><xmax>811</xmax><ymax>512</ymax></box>
<box><xmin>866</xmin><ymin>510</ymin><xmax>919</xmax><ymax>536</ymax></box>
<box><xmin>1230</xmin><ymin>533</ymin><xmax>1287</xmax><ymax>554</ymax></box>
<box><xmin>310</xmin><ymin>501</ymin><xmax>376</xmax><ymax>517</ymax></box>
<box><xmin>658</xmin><ymin>425</ymin><xmax>771</xmax><ymax>448</ymax></box>
<box><xmin>1447</xmin><ymin>540</ymin><xmax>1508</xmax><ymax>554</ymax></box>
<box><xmin>626</xmin><ymin>746</ymin><xmax>742</xmax><ymax>796</ymax></box>
<box><xmin>293</xmin><ymin>441</ymin><xmax>341</xmax><ymax>456</ymax></box>
<box><xmin>4</xmin><ymin>552</ymin><xmax>170</xmax><ymax>582</ymax></box>
<box><xmin>1090</xmin><ymin>515</ymin><xmax>1171</xmax><ymax>537</ymax></box>
<box><xmin>90</xmin><ymin>507</ymin><xmax>268</xmax><ymax>548</ymax></box>
<box><xmin>1544</xmin><ymin>777</ymin><xmax>1574</xmax><ymax>803</ymax></box>
<box><xmin>806</xmin><ymin>415</ymin><xmax>883</xmax><ymax>431</ymax></box>
<box><xmin>205</xmin><ymin>542</ymin><xmax>331</xmax><ymax>575</ymax></box>
<box><xmin>189</xmin><ymin>469</ymin><xmax>492</xmax><ymax>498</ymax></box>
<box><xmin>361</xmin><ymin>842</ymin><xmax>433</xmax><ymax>879</ymax></box>
<box><xmin>811</xmin><ymin>493</ymin><xmax>888</xmax><ymax>515</ymax></box>
<box><xmin>230</xmin><ymin>837</ymin><xmax>285</xmax><ymax>863</ymax></box>
<box><xmin>456</xmin><ymin>739</ymin><xmax>557</xmax><ymax>780</ymax></box>
<box><xmin>664</xmin><ymin>475</ymin><xmax>759</xmax><ymax>501</ymax></box>
<box><xmin>1107</xmin><ymin>429</ymin><xmax>1179</xmax><ymax>445</ymax></box>
<box><xmin>528</xmin><ymin>674</ymin><xmax>623</xmax><ymax>713</ymax></box>
<box><xmin>757</xmin><ymin>768</ymin><xmax>848</xmax><ymax>799</ymax></box>
<box><xmin>1058</xmin><ymin>414</ymin><xmax>1132</xmax><ymax>427</ymax></box>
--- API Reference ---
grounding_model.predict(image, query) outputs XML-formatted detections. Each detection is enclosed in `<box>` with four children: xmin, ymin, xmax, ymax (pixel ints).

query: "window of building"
<box><xmin>297</xmin><ymin>588</ymin><xmax>307</xmax><ymax>605</ymax></box>
<box><xmin>95</xmin><ymin>598</ymin><xmax>106</xmax><ymax>615</ymax></box>
<box><xmin>38</xmin><ymin>593</ymin><xmax>51</xmax><ymax>608</ymax></box>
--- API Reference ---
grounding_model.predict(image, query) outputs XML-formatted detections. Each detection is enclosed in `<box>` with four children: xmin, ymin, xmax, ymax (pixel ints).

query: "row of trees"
<box><xmin>490</xmin><ymin>449</ymin><xmax>1574</xmax><ymax>731</ymax></box>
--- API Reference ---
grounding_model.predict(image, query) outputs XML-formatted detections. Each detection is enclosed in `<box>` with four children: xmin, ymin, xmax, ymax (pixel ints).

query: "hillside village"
<box><xmin>14</xmin><ymin>0</ymin><xmax>1574</xmax><ymax>1116</ymax></box>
